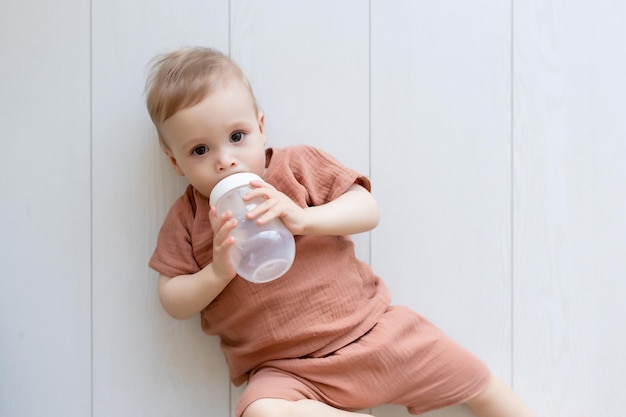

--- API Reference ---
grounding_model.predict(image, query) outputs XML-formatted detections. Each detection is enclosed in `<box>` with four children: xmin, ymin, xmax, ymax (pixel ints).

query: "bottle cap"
<box><xmin>209</xmin><ymin>172</ymin><xmax>263</xmax><ymax>206</ymax></box>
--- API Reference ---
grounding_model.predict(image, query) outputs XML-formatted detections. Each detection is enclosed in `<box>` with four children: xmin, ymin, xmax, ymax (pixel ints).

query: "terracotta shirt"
<box><xmin>150</xmin><ymin>145</ymin><xmax>391</xmax><ymax>385</ymax></box>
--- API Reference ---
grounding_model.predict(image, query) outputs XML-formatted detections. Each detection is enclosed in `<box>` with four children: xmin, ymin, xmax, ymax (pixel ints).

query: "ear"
<box><xmin>163</xmin><ymin>148</ymin><xmax>185</xmax><ymax>176</ymax></box>
<box><xmin>258</xmin><ymin>112</ymin><xmax>267</xmax><ymax>145</ymax></box>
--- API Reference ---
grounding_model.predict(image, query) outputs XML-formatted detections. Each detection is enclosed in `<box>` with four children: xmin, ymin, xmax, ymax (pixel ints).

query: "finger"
<box><xmin>243</xmin><ymin>181</ymin><xmax>276</xmax><ymax>200</ymax></box>
<box><xmin>215</xmin><ymin>235</ymin><xmax>235</xmax><ymax>255</ymax></box>
<box><xmin>215</xmin><ymin>218</ymin><xmax>237</xmax><ymax>244</ymax></box>
<box><xmin>245</xmin><ymin>197</ymin><xmax>279</xmax><ymax>221</ymax></box>
<box><xmin>248</xmin><ymin>179</ymin><xmax>273</xmax><ymax>189</ymax></box>
<box><xmin>209</xmin><ymin>206</ymin><xmax>221</xmax><ymax>228</ymax></box>
<box><xmin>255</xmin><ymin>206</ymin><xmax>284</xmax><ymax>225</ymax></box>
<box><xmin>210</xmin><ymin>208</ymin><xmax>231</xmax><ymax>231</ymax></box>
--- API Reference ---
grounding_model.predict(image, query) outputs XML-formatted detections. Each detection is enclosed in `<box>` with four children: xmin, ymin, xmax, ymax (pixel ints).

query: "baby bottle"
<box><xmin>209</xmin><ymin>172</ymin><xmax>295</xmax><ymax>283</ymax></box>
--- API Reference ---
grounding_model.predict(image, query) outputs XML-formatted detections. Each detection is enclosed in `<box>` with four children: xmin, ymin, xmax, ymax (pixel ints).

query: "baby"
<box><xmin>146</xmin><ymin>47</ymin><xmax>535</xmax><ymax>417</ymax></box>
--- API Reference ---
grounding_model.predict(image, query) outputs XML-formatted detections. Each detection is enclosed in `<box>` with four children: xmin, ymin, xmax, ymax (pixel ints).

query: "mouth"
<box><xmin>217</xmin><ymin>169</ymin><xmax>247</xmax><ymax>181</ymax></box>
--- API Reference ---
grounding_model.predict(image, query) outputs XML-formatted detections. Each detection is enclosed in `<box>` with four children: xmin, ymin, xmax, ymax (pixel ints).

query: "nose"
<box><xmin>216</xmin><ymin>149</ymin><xmax>237</xmax><ymax>172</ymax></box>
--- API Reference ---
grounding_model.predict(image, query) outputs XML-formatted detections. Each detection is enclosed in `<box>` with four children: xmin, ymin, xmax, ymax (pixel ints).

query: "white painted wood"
<box><xmin>3</xmin><ymin>1</ymin><xmax>626</xmax><ymax>416</ymax></box>
<box><xmin>91</xmin><ymin>1</ymin><xmax>231</xmax><ymax>416</ymax></box>
<box><xmin>513</xmin><ymin>1</ymin><xmax>626</xmax><ymax>416</ymax></box>
<box><xmin>230</xmin><ymin>0</ymin><xmax>373</xmax><ymax>265</ymax></box>
<box><xmin>230</xmin><ymin>0</ymin><xmax>370</xmax><ymax>175</ymax></box>
<box><xmin>371</xmin><ymin>1</ymin><xmax>512</xmax><ymax>415</ymax></box>
<box><xmin>230</xmin><ymin>0</ymin><xmax>370</xmax><ymax>414</ymax></box>
<box><xmin>0</xmin><ymin>1</ymin><xmax>91</xmax><ymax>417</ymax></box>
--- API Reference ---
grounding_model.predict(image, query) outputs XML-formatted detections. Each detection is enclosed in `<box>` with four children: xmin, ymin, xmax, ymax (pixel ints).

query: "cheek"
<box><xmin>251</xmin><ymin>148</ymin><xmax>266</xmax><ymax>167</ymax></box>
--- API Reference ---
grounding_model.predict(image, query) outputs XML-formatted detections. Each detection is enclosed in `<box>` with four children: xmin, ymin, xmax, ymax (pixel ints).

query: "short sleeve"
<box><xmin>266</xmin><ymin>145</ymin><xmax>371</xmax><ymax>208</ymax></box>
<box><xmin>149</xmin><ymin>186</ymin><xmax>201</xmax><ymax>277</ymax></box>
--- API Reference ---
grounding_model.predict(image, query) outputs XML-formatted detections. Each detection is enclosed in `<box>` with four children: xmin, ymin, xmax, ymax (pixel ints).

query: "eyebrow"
<box><xmin>225</xmin><ymin>119</ymin><xmax>255</xmax><ymax>132</ymax></box>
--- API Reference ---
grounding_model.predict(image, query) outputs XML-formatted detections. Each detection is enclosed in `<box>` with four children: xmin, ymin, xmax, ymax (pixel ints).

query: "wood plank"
<box><xmin>0</xmin><ymin>1</ymin><xmax>91</xmax><ymax>416</ymax></box>
<box><xmin>513</xmin><ymin>1</ymin><xmax>626</xmax><ymax>415</ymax></box>
<box><xmin>230</xmin><ymin>0</ymin><xmax>370</xmax><ymax>414</ymax></box>
<box><xmin>371</xmin><ymin>1</ymin><xmax>512</xmax><ymax>415</ymax></box>
<box><xmin>91</xmin><ymin>1</ymin><xmax>231</xmax><ymax>416</ymax></box>
<box><xmin>230</xmin><ymin>0</ymin><xmax>370</xmax><ymax>175</ymax></box>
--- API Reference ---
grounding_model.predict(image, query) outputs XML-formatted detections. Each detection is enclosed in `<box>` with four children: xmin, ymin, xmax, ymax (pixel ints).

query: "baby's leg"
<box><xmin>243</xmin><ymin>398</ymin><xmax>375</xmax><ymax>417</ymax></box>
<box><xmin>465</xmin><ymin>373</ymin><xmax>535</xmax><ymax>417</ymax></box>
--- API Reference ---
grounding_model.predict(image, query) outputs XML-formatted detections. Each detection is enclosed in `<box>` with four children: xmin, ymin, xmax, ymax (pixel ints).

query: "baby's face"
<box><xmin>160</xmin><ymin>80</ymin><xmax>267</xmax><ymax>198</ymax></box>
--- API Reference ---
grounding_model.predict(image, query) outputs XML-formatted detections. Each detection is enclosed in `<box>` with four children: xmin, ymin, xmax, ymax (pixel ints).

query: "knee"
<box><xmin>465</xmin><ymin>373</ymin><xmax>535</xmax><ymax>417</ymax></box>
<box><xmin>242</xmin><ymin>398</ymin><xmax>294</xmax><ymax>417</ymax></box>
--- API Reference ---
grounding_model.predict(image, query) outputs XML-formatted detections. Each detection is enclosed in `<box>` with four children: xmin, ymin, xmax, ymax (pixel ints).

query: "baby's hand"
<box><xmin>208</xmin><ymin>206</ymin><xmax>238</xmax><ymax>281</ymax></box>
<box><xmin>243</xmin><ymin>180</ymin><xmax>307</xmax><ymax>235</ymax></box>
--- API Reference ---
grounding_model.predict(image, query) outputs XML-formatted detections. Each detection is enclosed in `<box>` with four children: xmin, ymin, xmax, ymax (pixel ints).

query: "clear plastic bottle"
<box><xmin>209</xmin><ymin>172</ymin><xmax>295</xmax><ymax>283</ymax></box>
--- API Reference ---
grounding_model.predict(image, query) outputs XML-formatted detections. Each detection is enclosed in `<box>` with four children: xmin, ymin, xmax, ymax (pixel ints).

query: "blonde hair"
<box><xmin>145</xmin><ymin>47</ymin><xmax>258</xmax><ymax>147</ymax></box>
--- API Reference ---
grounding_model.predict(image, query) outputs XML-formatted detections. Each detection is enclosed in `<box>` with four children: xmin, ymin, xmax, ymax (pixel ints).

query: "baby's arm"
<box><xmin>299</xmin><ymin>183</ymin><xmax>379</xmax><ymax>235</ymax></box>
<box><xmin>245</xmin><ymin>182</ymin><xmax>379</xmax><ymax>236</ymax></box>
<box><xmin>157</xmin><ymin>208</ymin><xmax>238</xmax><ymax>320</ymax></box>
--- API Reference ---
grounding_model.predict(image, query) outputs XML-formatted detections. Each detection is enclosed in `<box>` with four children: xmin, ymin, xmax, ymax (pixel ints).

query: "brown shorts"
<box><xmin>236</xmin><ymin>306</ymin><xmax>490</xmax><ymax>417</ymax></box>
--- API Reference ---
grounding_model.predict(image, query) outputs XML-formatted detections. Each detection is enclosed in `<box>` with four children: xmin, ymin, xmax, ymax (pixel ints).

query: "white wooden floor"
<box><xmin>1</xmin><ymin>1</ymin><xmax>625</xmax><ymax>416</ymax></box>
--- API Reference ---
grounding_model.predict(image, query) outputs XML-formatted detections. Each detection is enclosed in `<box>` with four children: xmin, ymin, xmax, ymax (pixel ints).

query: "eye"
<box><xmin>230</xmin><ymin>132</ymin><xmax>245</xmax><ymax>143</ymax></box>
<box><xmin>192</xmin><ymin>145</ymin><xmax>208</xmax><ymax>156</ymax></box>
